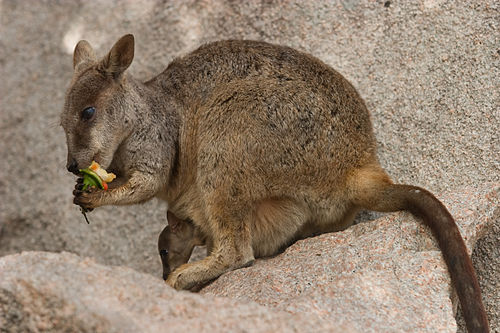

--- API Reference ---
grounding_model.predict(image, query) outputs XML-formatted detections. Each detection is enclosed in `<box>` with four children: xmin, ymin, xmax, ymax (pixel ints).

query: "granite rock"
<box><xmin>0</xmin><ymin>184</ymin><xmax>497</xmax><ymax>332</ymax></box>
<box><xmin>202</xmin><ymin>183</ymin><xmax>499</xmax><ymax>332</ymax></box>
<box><xmin>0</xmin><ymin>252</ymin><xmax>345</xmax><ymax>333</ymax></box>
<box><xmin>1</xmin><ymin>0</ymin><xmax>498</xmax><ymax>331</ymax></box>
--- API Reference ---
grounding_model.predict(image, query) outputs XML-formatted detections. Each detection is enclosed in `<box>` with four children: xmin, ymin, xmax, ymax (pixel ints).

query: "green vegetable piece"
<box><xmin>79</xmin><ymin>168</ymin><xmax>104</xmax><ymax>190</ymax></box>
<box><xmin>78</xmin><ymin>168</ymin><xmax>104</xmax><ymax>224</ymax></box>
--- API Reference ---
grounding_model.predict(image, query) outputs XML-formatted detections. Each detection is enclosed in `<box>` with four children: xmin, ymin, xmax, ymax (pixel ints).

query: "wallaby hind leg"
<box><xmin>350</xmin><ymin>165</ymin><xmax>489</xmax><ymax>333</ymax></box>
<box><xmin>166</xmin><ymin>202</ymin><xmax>254</xmax><ymax>290</ymax></box>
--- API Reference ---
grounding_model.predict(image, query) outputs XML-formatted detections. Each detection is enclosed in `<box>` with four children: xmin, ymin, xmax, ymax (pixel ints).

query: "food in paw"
<box><xmin>77</xmin><ymin>161</ymin><xmax>116</xmax><ymax>223</ymax></box>
<box><xmin>88</xmin><ymin>161</ymin><xmax>116</xmax><ymax>183</ymax></box>
<box><xmin>79</xmin><ymin>161</ymin><xmax>116</xmax><ymax>190</ymax></box>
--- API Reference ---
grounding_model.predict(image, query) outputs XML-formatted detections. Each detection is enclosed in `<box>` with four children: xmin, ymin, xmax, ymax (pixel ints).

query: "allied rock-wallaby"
<box><xmin>61</xmin><ymin>34</ymin><xmax>488</xmax><ymax>332</ymax></box>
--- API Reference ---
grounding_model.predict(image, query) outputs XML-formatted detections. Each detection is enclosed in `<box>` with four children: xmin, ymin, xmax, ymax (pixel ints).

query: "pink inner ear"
<box><xmin>167</xmin><ymin>211</ymin><xmax>181</xmax><ymax>232</ymax></box>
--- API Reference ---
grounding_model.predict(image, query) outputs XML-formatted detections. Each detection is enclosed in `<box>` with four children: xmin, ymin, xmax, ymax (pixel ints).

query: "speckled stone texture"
<box><xmin>202</xmin><ymin>183</ymin><xmax>499</xmax><ymax>332</ymax></box>
<box><xmin>1</xmin><ymin>0</ymin><xmax>499</xmax><ymax>331</ymax></box>
<box><xmin>0</xmin><ymin>184</ymin><xmax>497</xmax><ymax>332</ymax></box>
<box><xmin>0</xmin><ymin>252</ymin><xmax>345</xmax><ymax>333</ymax></box>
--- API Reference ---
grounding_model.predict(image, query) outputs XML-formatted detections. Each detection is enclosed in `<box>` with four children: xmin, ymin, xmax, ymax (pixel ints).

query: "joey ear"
<box><xmin>99</xmin><ymin>34</ymin><xmax>135</xmax><ymax>79</ymax></box>
<box><xmin>167</xmin><ymin>211</ymin><xmax>183</xmax><ymax>233</ymax></box>
<box><xmin>73</xmin><ymin>40</ymin><xmax>96</xmax><ymax>69</ymax></box>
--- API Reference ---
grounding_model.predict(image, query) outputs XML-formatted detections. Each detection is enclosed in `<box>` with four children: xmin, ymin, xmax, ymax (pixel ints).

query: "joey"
<box><xmin>158</xmin><ymin>211</ymin><xmax>209</xmax><ymax>281</ymax></box>
<box><xmin>61</xmin><ymin>35</ymin><xmax>489</xmax><ymax>332</ymax></box>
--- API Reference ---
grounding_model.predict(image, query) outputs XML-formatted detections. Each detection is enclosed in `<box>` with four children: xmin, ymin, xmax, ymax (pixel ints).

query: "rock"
<box><xmin>457</xmin><ymin>204</ymin><xmax>500</xmax><ymax>332</ymax></box>
<box><xmin>0</xmin><ymin>252</ymin><xmax>344</xmax><ymax>333</ymax></box>
<box><xmin>202</xmin><ymin>183</ymin><xmax>499</xmax><ymax>332</ymax></box>
<box><xmin>1</xmin><ymin>0</ymin><xmax>498</xmax><ymax>330</ymax></box>
<box><xmin>0</xmin><ymin>184</ymin><xmax>497</xmax><ymax>332</ymax></box>
<box><xmin>1</xmin><ymin>0</ymin><xmax>498</xmax><ymax>276</ymax></box>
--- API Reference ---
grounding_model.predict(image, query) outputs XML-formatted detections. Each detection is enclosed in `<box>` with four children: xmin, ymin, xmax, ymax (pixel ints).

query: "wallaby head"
<box><xmin>60</xmin><ymin>34</ymin><xmax>138</xmax><ymax>173</ymax></box>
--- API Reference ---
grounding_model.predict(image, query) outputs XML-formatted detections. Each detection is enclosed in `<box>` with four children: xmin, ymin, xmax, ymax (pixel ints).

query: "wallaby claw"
<box><xmin>166</xmin><ymin>264</ymin><xmax>207</xmax><ymax>291</ymax></box>
<box><xmin>166</xmin><ymin>270</ymin><xmax>183</xmax><ymax>290</ymax></box>
<box><xmin>73</xmin><ymin>187</ymin><xmax>100</xmax><ymax>209</ymax></box>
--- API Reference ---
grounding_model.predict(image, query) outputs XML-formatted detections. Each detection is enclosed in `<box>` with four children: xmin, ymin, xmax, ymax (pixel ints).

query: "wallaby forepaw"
<box><xmin>73</xmin><ymin>187</ymin><xmax>102</xmax><ymax>209</ymax></box>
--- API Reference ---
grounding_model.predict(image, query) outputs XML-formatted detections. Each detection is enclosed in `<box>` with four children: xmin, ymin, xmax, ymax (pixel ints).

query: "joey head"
<box><xmin>158</xmin><ymin>211</ymin><xmax>208</xmax><ymax>280</ymax></box>
<box><xmin>61</xmin><ymin>34</ymin><xmax>489</xmax><ymax>332</ymax></box>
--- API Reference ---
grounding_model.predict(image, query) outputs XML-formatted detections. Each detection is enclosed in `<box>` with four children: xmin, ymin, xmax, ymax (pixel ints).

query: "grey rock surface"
<box><xmin>456</xmin><ymin>208</ymin><xmax>500</xmax><ymax>332</ymax></box>
<box><xmin>1</xmin><ymin>0</ymin><xmax>498</xmax><ymax>331</ymax></box>
<box><xmin>202</xmin><ymin>183</ymin><xmax>499</xmax><ymax>332</ymax></box>
<box><xmin>0</xmin><ymin>184</ymin><xmax>497</xmax><ymax>332</ymax></box>
<box><xmin>0</xmin><ymin>251</ymin><xmax>345</xmax><ymax>333</ymax></box>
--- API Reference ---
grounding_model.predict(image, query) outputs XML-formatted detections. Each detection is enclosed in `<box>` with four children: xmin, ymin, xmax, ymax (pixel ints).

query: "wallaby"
<box><xmin>61</xmin><ymin>34</ymin><xmax>488</xmax><ymax>332</ymax></box>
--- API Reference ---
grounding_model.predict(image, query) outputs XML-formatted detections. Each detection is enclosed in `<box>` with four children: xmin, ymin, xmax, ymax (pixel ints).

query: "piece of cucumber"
<box><xmin>78</xmin><ymin>168</ymin><xmax>105</xmax><ymax>224</ymax></box>
<box><xmin>79</xmin><ymin>168</ymin><xmax>104</xmax><ymax>190</ymax></box>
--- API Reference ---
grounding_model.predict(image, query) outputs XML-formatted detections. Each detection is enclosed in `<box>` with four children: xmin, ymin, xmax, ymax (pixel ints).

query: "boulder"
<box><xmin>1</xmin><ymin>0</ymin><xmax>498</xmax><ymax>330</ymax></box>
<box><xmin>0</xmin><ymin>184</ymin><xmax>497</xmax><ymax>332</ymax></box>
<box><xmin>1</xmin><ymin>0</ymin><xmax>498</xmax><ymax>275</ymax></box>
<box><xmin>0</xmin><ymin>251</ymin><xmax>344</xmax><ymax>333</ymax></box>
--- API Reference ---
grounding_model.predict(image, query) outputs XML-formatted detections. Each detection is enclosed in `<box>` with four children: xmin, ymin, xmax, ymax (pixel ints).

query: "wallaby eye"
<box><xmin>160</xmin><ymin>249</ymin><xmax>168</xmax><ymax>257</ymax></box>
<box><xmin>81</xmin><ymin>106</ymin><xmax>96</xmax><ymax>120</ymax></box>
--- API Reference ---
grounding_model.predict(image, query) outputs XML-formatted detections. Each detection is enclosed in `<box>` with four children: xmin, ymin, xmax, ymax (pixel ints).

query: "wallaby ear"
<box><xmin>99</xmin><ymin>34</ymin><xmax>135</xmax><ymax>79</ymax></box>
<box><xmin>73</xmin><ymin>40</ymin><xmax>96</xmax><ymax>69</ymax></box>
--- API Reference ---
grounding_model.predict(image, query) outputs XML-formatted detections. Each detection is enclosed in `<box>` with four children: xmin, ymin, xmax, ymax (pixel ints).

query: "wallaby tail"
<box><xmin>353</xmin><ymin>175</ymin><xmax>489</xmax><ymax>332</ymax></box>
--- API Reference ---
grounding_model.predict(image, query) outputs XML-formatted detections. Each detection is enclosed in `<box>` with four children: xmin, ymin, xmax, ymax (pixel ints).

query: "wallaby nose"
<box><xmin>67</xmin><ymin>159</ymin><xmax>79</xmax><ymax>174</ymax></box>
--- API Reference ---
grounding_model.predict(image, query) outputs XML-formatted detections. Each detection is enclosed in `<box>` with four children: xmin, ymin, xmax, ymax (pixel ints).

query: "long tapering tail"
<box><xmin>356</xmin><ymin>182</ymin><xmax>489</xmax><ymax>332</ymax></box>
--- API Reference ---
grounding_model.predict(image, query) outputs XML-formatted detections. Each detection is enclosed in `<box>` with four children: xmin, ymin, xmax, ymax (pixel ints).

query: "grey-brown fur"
<box><xmin>61</xmin><ymin>35</ymin><xmax>488</xmax><ymax>332</ymax></box>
